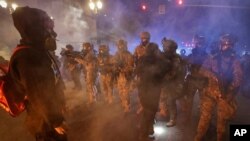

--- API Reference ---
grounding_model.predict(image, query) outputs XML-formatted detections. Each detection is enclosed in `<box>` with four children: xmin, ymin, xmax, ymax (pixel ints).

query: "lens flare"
<box><xmin>11</xmin><ymin>3</ymin><xmax>18</xmax><ymax>10</ymax></box>
<box><xmin>0</xmin><ymin>0</ymin><xmax>7</xmax><ymax>8</ymax></box>
<box><xmin>154</xmin><ymin>126</ymin><xmax>165</xmax><ymax>135</ymax></box>
<box><xmin>96</xmin><ymin>1</ymin><xmax>103</xmax><ymax>9</ymax></box>
<box><xmin>89</xmin><ymin>1</ymin><xmax>95</xmax><ymax>10</ymax></box>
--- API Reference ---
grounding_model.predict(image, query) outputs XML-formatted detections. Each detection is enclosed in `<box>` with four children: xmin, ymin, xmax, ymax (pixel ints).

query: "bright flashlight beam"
<box><xmin>0</xmin><ymin>0</ymin><xmax>7</xmax><ymax>8</ymax></box>
<box><xmin>154</xmin><ymin>126</ymin><xmax>165</xmax><ymax>135</ymax></box>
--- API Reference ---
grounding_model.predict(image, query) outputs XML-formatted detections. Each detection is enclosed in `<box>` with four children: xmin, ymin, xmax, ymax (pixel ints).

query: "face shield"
<box><xmin>117</xmin><ymin>40</ymin><xmax>127</xmax><ymax>52</ymax></box>
<box><xmin>162</xmin><ymin>38</ymin><xmax>177</xmax><ymax>54</ymax></box>
<box><xmin>44</xmin><ymin>17</ymin><xmax>57</xmax><ymax>51</ymax></box>
<box><xmin>220</xmin><ymin>42</ymin><xmax>233</xmax><ymax>52</ymax></box>
<box><xmin>82</xmin><ymin>43</ymin><xmax>92</xmax><ymax>53</ymax></box>
<box><xmin>83</xmin><ymin>46</ymin><xmax>89</xmax><ymax>52</ymax></box>
<box><xmin>140</xmin><ymin>32</ymin><xmax>150</xmax><ymax>46</ymax></box>
<box><xmin>99</xmin><ymin>45</ymin><xmax>109</xmax><ymax>56</ymax></box>
<box><xmin>219</xmin><ymin>34</ymin><xmax>235</xmax><ymax>53</ymax></box>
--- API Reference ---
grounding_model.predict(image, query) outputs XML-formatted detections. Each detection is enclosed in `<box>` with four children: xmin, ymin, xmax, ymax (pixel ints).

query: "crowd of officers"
<box><xmin>1</xmin><ymin>30</ymin><xmax>249</xmax><ymax>141</ymax></box>
<box><xmin>54</xmin><ymin>31</ymin><xmax>246</xmax><ymax>141</ymax></box>
<box><xmin>3</xmin><ymin>6</ymin><xmax>250</xmax><ymax>141</ymax></box>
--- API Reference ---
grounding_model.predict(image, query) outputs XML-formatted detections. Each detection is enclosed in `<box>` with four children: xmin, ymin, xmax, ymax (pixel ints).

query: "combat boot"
<box><xmin>166</xmin><ymin>119</ymin><xmax>176</xmax><ymax>127</ymax></box>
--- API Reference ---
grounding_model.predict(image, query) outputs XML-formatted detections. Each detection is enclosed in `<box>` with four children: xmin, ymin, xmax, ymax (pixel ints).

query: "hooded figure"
<box><xmin>9</xmin><ymin>7</ymin><xmax>67</xmax><ymax>141</ymax></box>
<box><xmin>134</xmin><ymin>32</ymin><xmax>170</xmax><ymax>140</ymax></box>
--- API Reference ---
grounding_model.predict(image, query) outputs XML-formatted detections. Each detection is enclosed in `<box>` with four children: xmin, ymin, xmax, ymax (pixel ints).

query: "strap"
<box><xmin>5</xmin><ymin>46</ymin><xmax>31</xmax><ymax>73</ymax></box>
<box><xmin>12</xmin><ymin>46</ymin><xmax>30</xmax><ymax>55</ymax></box>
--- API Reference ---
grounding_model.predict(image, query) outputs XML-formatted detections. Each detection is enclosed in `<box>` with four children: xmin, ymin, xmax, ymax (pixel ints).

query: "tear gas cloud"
<box><xmin>0</xmin><ymin>1</ymin><xmax>250</xmax><ymax>141</ymax></box>
<box><xmin>96</xmin><ymin>0</ymin><xmax>250</xmax><ymax>54</ymax></box>
<box><xmin>1</xmin><ymin>0</ymin><xmax>249</xmax><ymax>56</ymax></box>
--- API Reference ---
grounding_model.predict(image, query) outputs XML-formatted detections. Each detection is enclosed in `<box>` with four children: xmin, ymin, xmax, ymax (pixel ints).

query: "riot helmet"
<box><xmin>219</xmin><ymin>34</ymin><xmax>235</xmax><ymax>52</ymax></box>
<box><xmin>82</xmin><ymin>42</ymin><xmax>93</xmax><ymax>52</ymax></box>
<box><xmin>162</xmin><ymin>37</ymin><xmax>178</xmax><ymax>54</ymax></box>
<box><xmin>192</xmin><ymin>35</ymin><xmax>205</xmax><ymax>48</ymax></box>
<box><xmin>117</xmin><ymin>39</ymin><xmax>128</xmax><ymax>51</ymax></box>
<box><xmin>66</xmin><ymin>44</ymin><xmax>74</xmax><ymax>51</ymax></box>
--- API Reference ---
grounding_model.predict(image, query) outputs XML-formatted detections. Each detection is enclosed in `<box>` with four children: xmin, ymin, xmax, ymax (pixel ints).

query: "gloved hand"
<box><xmin>54</xmin><ymin>122</ymin><xmax>67</xmax><ymax>135</ymax></box>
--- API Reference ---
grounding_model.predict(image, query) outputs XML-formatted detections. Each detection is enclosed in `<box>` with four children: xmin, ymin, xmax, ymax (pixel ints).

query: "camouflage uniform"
<box><xmin>159</xmin><ymin>38</ymin><xmax>186</xmax><ymax>127</ymax></box>
<box><xmin>61</xmin><ymin>45</ymin><xmax>82</xmax><ymax>90</ymax></box>
<box><xmin>97</xmin><ymin>45</ymin><xmax>114</xmax><ymax>104</ymax></box>
<box><xmin>114</xmin><ymin>40</ymin><xmax>134</xmax><ymax>112</ymax></box>
<box><xmin>134</xmin><ymin>35</ymin><xmax>155</xmax><ymax>115</ymax></box>
<box><xmin>184</xmin><ymin>35</ymin><xmax>208</xmax><ymax>120</ymax></box>
<box><xmin>134</xmin><ymin>42</ymin><xmax>147</xmax><ymax>114</ymax></box>
<box><xmin>76</xmin><ymin>43</ymin><xmax>98</xmax><ymax>105</ymax></box>
<box><xmin>194</xmin><ymin>34</ymin><xmax>243</xmax><ymax>141</ymax></box>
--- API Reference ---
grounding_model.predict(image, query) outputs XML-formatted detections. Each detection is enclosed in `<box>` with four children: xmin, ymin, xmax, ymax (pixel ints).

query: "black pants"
<box><xmin>25</xmin><ymin>104</ymin><xmax>67</xmax><ymax>141</ymax></box>
<box><xmin>138</xmin><ymin>82</ymin><xmax>161</xmax><ymax>137</ymax></box>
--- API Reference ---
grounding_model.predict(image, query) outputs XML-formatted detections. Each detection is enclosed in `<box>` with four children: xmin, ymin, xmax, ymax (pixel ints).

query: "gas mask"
<box><xmin>99</xmin><ymin>49</ymin><xmax>106</xmax><ymax>56</ymax></box>
<box><xmin>140</xmin><ymin>32</ymin><xmax>150</xmax><ymax>46</ymax></box>
<box><xmin>82</xmin><ymin>42</ymin><xmax>92</xmax><ymax>55</ymax></box>
<box><xmin>45</xmin><ymin>33</ymin><xmax>57</xmax><ymax>51</ymax></box>
<box><xmin>141</xmin><ymin>37</ymin><xmax>149</xmax><ymax>46</ymax></box>
<box><xmin>12</xmin><ymin>7</ymin><xmax>58</xmax><ymax>50</ymax></box>
<box><xmin>220</xmin><ymin>42</ymin><xmax>232</xmax><ymax>52</ymax></box>
<box><xmin>44</xmin><ymin>18</ymin><xmax>57</xmax><ymax>51</ymax></box>
<box><xmin>162</xmin><ymin>38</ymin><xmax>177</xmax><ymax>55</ymax></box>
<box><xmin>118</xmin><ymin>44</ymin><xmax>128</xmax><ymax>52</ymax></box>
<box><xmin>99</xmin><ymin>45</ymin><xmax>109</xmax><ymax>56</ymax></box>
<box><xmin>219</xmin><ymin>43</ymin><xmax>234</xmax><ymax>56</ymax></box>
<box><xmin>117</xmin><ymin>39</ymin><xmax>127</xmax><ymax>52</ymax></box>
<box><xmin>219</xmin><ymin>34</ymin><xmax>235</xmax><ymax>55</ymax></box>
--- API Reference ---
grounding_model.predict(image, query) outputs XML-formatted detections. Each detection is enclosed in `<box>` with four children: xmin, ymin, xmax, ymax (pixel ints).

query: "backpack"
<box><xmin>0</xmin><ymin>46</ymin><xmax>29</xmax><ymax>117</ymax></box>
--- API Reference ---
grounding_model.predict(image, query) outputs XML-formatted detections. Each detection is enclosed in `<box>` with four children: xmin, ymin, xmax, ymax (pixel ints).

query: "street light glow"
<box><xmin>178</xmin><ymin>0</ymin><xmax>183</xmax><ymax>5</ymax></box>
<box><xmin>96</xmin><ymin>1</ymin><xmax>103</xmax><ymax>9</ymax></box>
<box><xmin>142</xmin><ymin>4</ymin><xmax>147</xmax><ymax>10</ymax></box>
<box><xmin>89</xmin><ymin>1</ymin><xmax>95</xmax><ymax>10</ymax></box>
<box><xmin>0</xmin><ymin>0</ymin><xmax>7</xmax><ymax>8</ymax></box>
<box><xmin>11</xmin><ymin>3</ymin><xmax>18</xmax><ymax>10</ymax></box>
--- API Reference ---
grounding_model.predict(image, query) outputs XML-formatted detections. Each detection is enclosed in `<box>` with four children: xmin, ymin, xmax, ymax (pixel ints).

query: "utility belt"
<box><xmin>185</xmin><ymin>74</ymin><xmax>208</xmax><ymax>90</ymax></box>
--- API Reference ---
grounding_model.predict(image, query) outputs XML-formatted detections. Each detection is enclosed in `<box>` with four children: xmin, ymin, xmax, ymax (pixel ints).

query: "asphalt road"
<box><xmin>1</xmin><ymin>82</ymin><xmax>250</xmax><ymax>141</ymax></box>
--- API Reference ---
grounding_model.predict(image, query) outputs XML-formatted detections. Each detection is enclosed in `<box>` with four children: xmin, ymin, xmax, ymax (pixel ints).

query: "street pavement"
<box><xmin>1</xmin><ymin>82</ymin><xmax>250</xmax><ymax>141</ymax></box>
